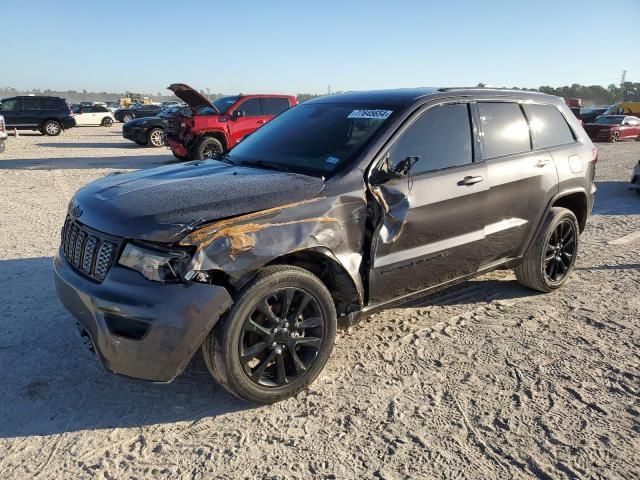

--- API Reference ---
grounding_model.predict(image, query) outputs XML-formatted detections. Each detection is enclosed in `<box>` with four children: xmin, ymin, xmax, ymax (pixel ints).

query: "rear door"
<box><xmin>368</xmin><ymin>101</ymin><xmax>489</xmax><ymax>304</ymax></box>
<box><xmin>262</xmin><ymin>97</ymin><xmax>291</xmax><ymax>119</ymax></box>
<box><xmin>19</xmin><ymin>97</ymin><xmax>43</xmax><ymax>127</ymax></box>
<box><xmin>229</xmin><ymin>98</ymin><xmax>265</xmax><ymax>146</ymax></box>
<box><xmin>478</xmin><ymin>102</ymin><xmax>560</xmax><ymax>265</ymax></box>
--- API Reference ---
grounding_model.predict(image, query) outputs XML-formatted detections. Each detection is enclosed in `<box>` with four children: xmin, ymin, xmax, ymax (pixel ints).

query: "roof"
<box><xmin>308</xmin><ymin>87</ymin><xmax>560</xmax><ymax>107</ymax></box>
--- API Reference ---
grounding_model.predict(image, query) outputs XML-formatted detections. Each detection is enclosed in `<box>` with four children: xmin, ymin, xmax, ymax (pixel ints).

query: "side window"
<box><xmin>263</xmin><ymin>98</ymin><xmax>290</xmax><ymax>116</ymax></box>
<box><xmin>237</xmin><ymin>98</ymin><xmax>262</xmax><ymax>117</ymax></box>
<box><xmin>0</xmin><ymin>99</ymin><xmax>18</xmax><ymax>111</ymax></box>
<box><xmin>524</xmin><ymin>104</ymin><xmax>575</xmax><ymax>148</ymax></box>
<box><xmin>22</xmin><ymin>98</ymin><xmax>42</xmax><ymax>110</ymax></box>
<box><xmin>478</xmin><ymin>102</ymin><xmax>531</xmax><ymax>159</ymax></box>
<box><xmin>388</xmin><ymin>103</ymin><xmax>473</xmax><ymax>174</ymax></box>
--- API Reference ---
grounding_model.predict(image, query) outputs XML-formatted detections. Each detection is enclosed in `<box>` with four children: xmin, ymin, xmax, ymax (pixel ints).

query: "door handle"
<box><xmin>536</xmin><ymin>158</ymin><xmax>552</xmax><ymax>167</ymax></box>
<box><xmin>458</xmin><ymin>175</ymin><xmax>484</xmax><ymax>186</ymax></box>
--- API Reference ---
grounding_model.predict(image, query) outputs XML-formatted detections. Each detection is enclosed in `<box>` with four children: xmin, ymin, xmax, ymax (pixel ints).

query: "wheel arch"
<box><xmin>551</xmin><ymin>189</ymin><xmax>588</xmax><ymax>233</ymax></box>
<box><xmin>195</xmin><ymin>129</ymin><xmax>229</xmax><ymax>151</ymax></box>
<box><xmin>200</xmin><ymin>248</ymin><xmax>362</xmax><ymax>318</ymax></box>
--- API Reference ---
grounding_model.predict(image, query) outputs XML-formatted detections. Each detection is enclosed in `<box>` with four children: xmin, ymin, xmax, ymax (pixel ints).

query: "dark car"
<box><xmin>579</xmin><ymin>107</ymin><xmax>608</xmax><ymax>124</ymax></box>
<box><xmin>54</xmin><ymin>88</ymin><xmax>597</xmax><ymax>403</ymax></box>
<box><xmin>0</xmin><ymin>115</ymin><xmax>7</xmax><ymax>152</ymax></box>
<box><xmin>0</xmin><ymin>96</ymin><xmax>75</xmax><ymax>135</ymax></box>
<box><xmin>115</xmin><ymin>104</ymin><xmax>164</xmax><ymax>123</ymax></box>
<box><xmin>583</xmin><ymin>115</ymin><xmax>640</xmax><ymax>142</ymax></box>
<box><xmin>123</xmin><ymin>106</ymin><xmax>191</xmax><ymax>147</ymax></box>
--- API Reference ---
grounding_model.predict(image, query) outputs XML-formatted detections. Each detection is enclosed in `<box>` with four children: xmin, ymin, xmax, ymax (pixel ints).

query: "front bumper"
<box><xmin>123</xmin><ymin>125</ymin><xmax>147</xmax><ymax>144</ymax></box>
<box><xmin>54</xmin><ymin>250</ymin><xmax>232</xmax><ymax>382</ymax></box>
<box><xmin>164</xmin><ymin>136</ymin><xmax>189</xmax><ymax>157</ymax></box>
<box><xmin>630</xmin><ymin>164</ymin><xmax>640</xmax><ymax>191</ymax></box>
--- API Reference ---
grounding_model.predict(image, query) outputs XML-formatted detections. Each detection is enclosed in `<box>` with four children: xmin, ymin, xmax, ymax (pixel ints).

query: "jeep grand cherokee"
<box><xmin>54</xmin><ymin>88</ymin><xmax>597</xmax><ymax>403</ymax></box>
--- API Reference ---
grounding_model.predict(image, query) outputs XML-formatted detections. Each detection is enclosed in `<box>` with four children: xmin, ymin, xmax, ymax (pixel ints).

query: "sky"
<box><xmin>3</xmin><ymin>0</ymin><xmax>639</xmax><ymax>95</ymax></box>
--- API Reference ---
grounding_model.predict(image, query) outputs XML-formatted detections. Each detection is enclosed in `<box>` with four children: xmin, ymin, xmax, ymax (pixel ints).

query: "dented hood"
<box><xmin>168</xmin><ymin>83</ymin><xmax>218</xmax><ymax>112</ymax></box>
<box><xmin>71</xmin><ymin>160</ymin><xmax>326</xmax><ymax>242</ymax></box>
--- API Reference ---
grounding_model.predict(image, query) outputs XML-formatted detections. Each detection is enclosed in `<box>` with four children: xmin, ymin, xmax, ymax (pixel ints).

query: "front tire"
<box><xmin>515</xmin><ymin>207</ymin><xmax>579</xmax><ymax>292</ymax></box>
<box><xmin>611</xmin><ymin>131</ymin><xmax>620</xmax><ymax>143</ymax></box>
<box><xmin>42</xmin><ymin>120</ymin><xmax>62</xmax><ymax>136</ymax></box>
<box><xmin>193</xmin><ymin>137</ymin><xmax>223</xmax><ymax>160</ymax></box>
<box><xmin>147</xmin><ymin>128</ymin><xmax>164</xmax><ymax>147</ymax></box>
<box><xmin>122</xmin><ymin>114</ymin><xmax>133</xmax><ymax>123</ymax></box>
<box><xmin>203</xmin><ymin>265</ymin><xmax>337</xmax><ymax>404</ymax></box>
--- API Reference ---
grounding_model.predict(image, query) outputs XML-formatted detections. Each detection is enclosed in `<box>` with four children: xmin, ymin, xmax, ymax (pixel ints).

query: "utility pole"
<box><xmin>620</xmin><ymin>70</ymin><xmax>626</xmax><ymax>101</ymax></box>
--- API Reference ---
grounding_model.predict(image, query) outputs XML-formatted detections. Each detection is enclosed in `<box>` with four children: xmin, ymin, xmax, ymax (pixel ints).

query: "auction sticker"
<box><xmin>348</xmin><ymin>109</ymin><xmax>393</xmax><ymax>120</ymax></box>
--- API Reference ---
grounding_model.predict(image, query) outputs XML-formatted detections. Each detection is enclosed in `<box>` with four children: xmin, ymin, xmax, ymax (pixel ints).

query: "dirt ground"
<box><xmin>0</xmin><ymin>125</ymin><xmax>638</xmax><ymax>480</ymax></box>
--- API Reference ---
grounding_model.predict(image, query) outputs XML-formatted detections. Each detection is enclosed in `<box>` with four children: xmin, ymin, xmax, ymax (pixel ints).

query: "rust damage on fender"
<box><xmin>180</xmin><ymin>194</ymin><xmax>367</xmax><ymax>313</ymax></box>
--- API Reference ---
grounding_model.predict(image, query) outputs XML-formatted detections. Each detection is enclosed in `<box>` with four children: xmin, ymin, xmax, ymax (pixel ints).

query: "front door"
<box><xmin>229</xmin><ymin>98</ymin><xmax>269</xmax><ymax>146</ymax></box>
<box><xmin>368</xmin><ymin>102</ymin><xmax>489</xmax><ymax>305</ymax></box>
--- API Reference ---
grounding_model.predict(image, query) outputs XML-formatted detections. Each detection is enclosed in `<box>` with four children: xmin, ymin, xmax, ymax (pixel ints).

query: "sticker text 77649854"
<box><xmin>347</xmin><ymin>109</ymin><xmax>393</xmax><ymax>120</ymax></box>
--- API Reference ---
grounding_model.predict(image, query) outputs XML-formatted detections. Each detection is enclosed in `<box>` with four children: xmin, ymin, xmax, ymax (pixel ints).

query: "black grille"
<box><xmin>61</xmin><ymin>217</ymin><xmax>119</xmax><ymax>282</ymax></box>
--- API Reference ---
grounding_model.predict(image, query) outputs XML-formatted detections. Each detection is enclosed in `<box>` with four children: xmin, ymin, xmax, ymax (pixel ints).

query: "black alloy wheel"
<box><xmin>240</xmin><ymin>287</ymin><xmax>325</xmax><ymax>387</ymax></box>
<box><xmin>544</xmin><ymin>219</ymin><xmax>576</xmax><ymax>284</ymax></box>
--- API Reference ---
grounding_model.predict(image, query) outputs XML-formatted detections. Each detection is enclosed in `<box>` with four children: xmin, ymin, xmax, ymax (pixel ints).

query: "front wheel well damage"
<box><xmin>195</xmin><ymin>131</ymin><xmax>228</xmax><ymax>150</ymax></box>
<box><xmin>552</xmin><ymin>192</ymin><xmax>588</xmax><ymax>232</ymax></box>
<box><xmin>191</xmin><ymin>252</ymin><xmax>362</xmax><ymax>318</ymax></box>
<box><xmin>266</xmin><ymin>251</ymin><xmax>362</xmax><ymax>317</ymax></box>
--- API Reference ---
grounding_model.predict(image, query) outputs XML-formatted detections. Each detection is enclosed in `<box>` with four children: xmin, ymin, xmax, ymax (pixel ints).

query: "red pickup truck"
<box><xmin>164</xmin><ymin>84</ymin><xmax>297</xmax><ymax>160</ymax></box>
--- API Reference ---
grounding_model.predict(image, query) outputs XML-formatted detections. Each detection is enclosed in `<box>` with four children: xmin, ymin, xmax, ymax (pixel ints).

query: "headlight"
<box><xmin>118</xmin><ymin>243</ymin><xmax>190</xmax><ymax>282</ymax></box>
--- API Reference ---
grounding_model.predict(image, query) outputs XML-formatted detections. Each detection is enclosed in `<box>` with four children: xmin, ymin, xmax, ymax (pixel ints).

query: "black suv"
<box><xmin>0</xmin><ymin>96</ymin><xmax>75</xmax><ymax>135</ymax></box>
<box><xmin>54</xmin><ymin>88</ymin><xmax>597</xmax><ymax>403</ymax></box>
<box><xmin>114</xmin><ymin>104</ymin><xmax>164</xmax><ymax>123</ymax></box>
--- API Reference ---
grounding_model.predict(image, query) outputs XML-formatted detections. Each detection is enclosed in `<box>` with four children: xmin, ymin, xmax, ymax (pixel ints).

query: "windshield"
<box><xmin>593</xmin><ymin>116</ymin><xmax>623</xmax><ymax>125</ymax></box>
<box><xmin>213</xmin><ymin>96</ymin><xmax>239</xmax><ymax>113</ymax></box>
<box><xmin>227</xmin><ymin>103</ymin><xmax>398</xmax><ymax>177</ymax></box>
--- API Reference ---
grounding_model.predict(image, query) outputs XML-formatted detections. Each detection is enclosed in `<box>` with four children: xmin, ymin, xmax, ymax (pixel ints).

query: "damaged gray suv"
<box><xmin>54</xmin><ymin>88</ymin><xmax>597</xmax><ymax>403</ymax></box>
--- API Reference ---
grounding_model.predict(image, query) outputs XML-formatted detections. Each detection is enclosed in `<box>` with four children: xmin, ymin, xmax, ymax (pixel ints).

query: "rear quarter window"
<box><xmin>478</xmin><ymin>102</ymin><xmax>531</xmax><ymax>159</ymax></box>
<box><xmin>263</xmin><ymin>98</ymin><xmax>290</xmax><ymax>116</ymax></box>
<box><xmin>524</xmin><ymin>104</ymin><xmax>575</xmax><ymax>149</ymax></box>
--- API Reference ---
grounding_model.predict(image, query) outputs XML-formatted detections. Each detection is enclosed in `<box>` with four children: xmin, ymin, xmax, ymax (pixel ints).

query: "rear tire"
<box><xmin>147</xmin><ymin>128</ymin><xmax>164</xmax><ymax>147</ymax></box>
<box><xmin>42</xmin><ymin>120</ymin><xmax>62</xmax><ymax>136</ymax></box>
<box><xmin>193</xmin><ymin>136</ymin><xmax>223</xmax><ymax>160</ymax></box>
<box><xmin>101</xmin><ymin>117</ymin><xmax>114</xmax><ymax>127</ymax></box>
<box><xmin>202</xmin><ymin>265</ymin><xmax>337</xmax><ymax>404</ymax></box>
<box><xmin>515</xmin><ymin>207</ymin><xmax>579</xmax><ymax>293</ymax></box>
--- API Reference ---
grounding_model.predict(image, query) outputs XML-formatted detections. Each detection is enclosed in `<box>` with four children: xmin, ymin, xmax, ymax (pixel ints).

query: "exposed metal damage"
<box><xmin>180</xmin><ymin>194</ymin><xmax>370</xmax><ymax>316</ymax></box>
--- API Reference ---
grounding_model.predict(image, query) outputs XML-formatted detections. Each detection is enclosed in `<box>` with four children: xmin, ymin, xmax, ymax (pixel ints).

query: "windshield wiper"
<box><xmin>236</xmin><ymin>159</ymin><xmax>293</xmax><ymax>173</ymax></box>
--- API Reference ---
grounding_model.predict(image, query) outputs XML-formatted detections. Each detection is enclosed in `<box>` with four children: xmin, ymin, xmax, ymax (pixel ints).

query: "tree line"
<box><xmin>1</xmin><ymin>83</ymin><xmax>639</xmax><ymax>107</ymax></box>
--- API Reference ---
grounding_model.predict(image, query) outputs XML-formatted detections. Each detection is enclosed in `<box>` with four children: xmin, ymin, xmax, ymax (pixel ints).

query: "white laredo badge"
<box><xmin>348</xmin><ymin>109</ymin><xmax>393</xmax><ymax>120</ymax></box>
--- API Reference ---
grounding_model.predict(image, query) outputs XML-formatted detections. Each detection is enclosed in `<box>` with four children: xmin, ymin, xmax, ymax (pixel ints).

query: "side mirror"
<box><xmin>370</xmin><ymin>155</ymin><xmax>419</xmax><ymax>184</ymax></box>
<box><xmin>232</xmin><ymin>109</ymin><xmax>245</xmax><ymax>120</ymax></box>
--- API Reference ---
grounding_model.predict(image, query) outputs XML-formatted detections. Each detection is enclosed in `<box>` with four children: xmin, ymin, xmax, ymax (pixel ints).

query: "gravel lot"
<box><xmin>0</xmin><ymin>125</ymin><xmax>638</xmax><ymax>479</ymax></box>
